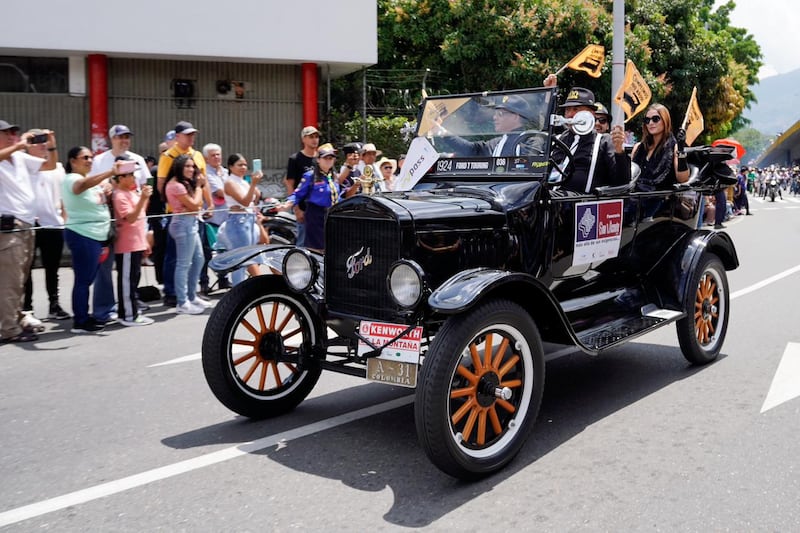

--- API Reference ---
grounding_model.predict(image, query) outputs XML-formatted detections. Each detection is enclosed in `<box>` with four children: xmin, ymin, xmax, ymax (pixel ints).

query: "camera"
<box><xmin>117</xmin><ymin>161</ymin><xmax>136</xmax><ymax>174</ymax></box>
<box><xmin>28</xmin><ymin>133</ymin><xmax>49</xmax><ymax>144</ymax></box>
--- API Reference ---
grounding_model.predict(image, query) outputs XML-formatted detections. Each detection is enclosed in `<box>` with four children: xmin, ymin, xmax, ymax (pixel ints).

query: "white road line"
<box><xmin>0</xmin><ymin>395</ymin><xmax>414</xmax><ymax>528</ymax></box>
<box><xmin>730</xmin><ymin>264</ymin><xmax>800</xmax><ymax>301</ymax></box>
<box><xmin>761</xmin><ymin>343</ymin><xmax>800</xmax><ymax>413</ymax></box>
<box><xmin>148</xmin><ymin>353</ymin><xmax>200</xmax><ymax>367</ymax></box>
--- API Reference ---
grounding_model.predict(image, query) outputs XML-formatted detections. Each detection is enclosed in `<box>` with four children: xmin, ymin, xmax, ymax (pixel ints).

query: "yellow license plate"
<box><xmin>366</xmin><ymin>358</ymin><xmax>418</xmax><ymax>388</ymax></box>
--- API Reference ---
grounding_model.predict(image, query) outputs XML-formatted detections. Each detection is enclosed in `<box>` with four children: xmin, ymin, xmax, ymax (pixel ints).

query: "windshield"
<box><xmin>415</xmin><ymin>87</ymin><xmax>557</xmax><ymax>180</ymax></box>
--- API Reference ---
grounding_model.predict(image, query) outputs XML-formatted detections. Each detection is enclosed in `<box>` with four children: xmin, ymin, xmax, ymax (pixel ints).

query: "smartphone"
<box><xmin>28</xmin><ymin>133</ymin><xmax>49</xmax><ymax>144</ymax></box>
<box><xmin>253</xmin><ymin>158</ymin><xmax>262</xmax><ymax>174</ymax></box>
<box><xmin>117</xmin><ymin>161</ymin><xmax>136</xmax><ymax>174</ymax></box>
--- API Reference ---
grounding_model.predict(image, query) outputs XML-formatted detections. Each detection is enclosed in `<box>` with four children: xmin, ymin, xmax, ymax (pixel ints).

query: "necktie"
<box><xmin>492</xmin><ymin>134</ymin><xmax>508</xmax><ymax>157</ymax></box>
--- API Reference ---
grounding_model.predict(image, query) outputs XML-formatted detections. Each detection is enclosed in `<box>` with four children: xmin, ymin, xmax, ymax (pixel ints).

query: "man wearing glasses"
<box><xmin>0</xmin><ymin>119</ymin><xmax>58</xmax><ymax>342</ymax></box>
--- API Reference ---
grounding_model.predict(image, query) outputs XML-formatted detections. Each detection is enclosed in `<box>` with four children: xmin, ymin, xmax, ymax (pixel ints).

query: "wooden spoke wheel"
<box><xmin>677</xmin><ymin>253</ymin><xmax>729</xmax><ymax>365</ymax></box>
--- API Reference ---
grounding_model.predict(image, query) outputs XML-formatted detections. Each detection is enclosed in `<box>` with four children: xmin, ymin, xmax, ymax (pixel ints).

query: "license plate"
<box><xmin>366</xmin><ymin>358</ymin><xmax>418</xmax><ymax>388</ymax></box>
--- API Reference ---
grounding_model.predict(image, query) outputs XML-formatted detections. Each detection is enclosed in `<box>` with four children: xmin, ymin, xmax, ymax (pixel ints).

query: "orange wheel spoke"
<box><xmin>240</xmin><ymin>319</ymin><xmax>260</xmax><ymax>338</ymax></box>
<box><xmin>270</xmin><ymin>361</ymin><xmax>281</xmax><ymax>385</ymax></box>
<box><xmin>258</xmin><ymin>360</ymin><xmax>268</xmax><ymax>390</ymax></box>
<box><xmin>283</xmin><ymin>362</ymin><xmax>298</xmax><ymax>374</ymax></box>
<box><xmin>232</xmin><ymin>338</ymin><xmax>256</xmax><ymax>347</ymax></box>
<box><xmin>233</xmin><ymin>350</ymin><xmax>257</xmax><ymax>365</ymax></box>
<box><xmin>495</xmin><ymin>398</ymin><xmax>516</xmax><ymax>413</ymax></box>
<box><xmin>498</xmin><ymin>354</ymin><xmax>520</xmax><ymax>378</ymax></box>
<box><xmin>484</xmin><ymin>333</ymin><xmax>494</xmax><ymax>368</ymax></box>
<box><xmin>269</xmin><ymin>301</ymin><xmax>279</xmax><ymax>330</ymax></box>
<box><xmin>491</xmin><ymin>337</ymin><xmax>510</xmax><ymax>370</ymax></box>
<box><xmin>469</xmin><ymin>343</ymin><xmax>483</xmax><ymax>372</ymax></box>
<box><xmin>255</xmin><ymin>305</ymin><xmax>267</xmax><ymax>334</ymax></box>
<box><xmin>242</xmin><ymin>359</ymin><xmax>261</xmax><ymax>383</ymax></box>
<box><xmin>477</xmin><ymin>409</ymin><xmax>488</xmax><ymax>446</ymax></box>
<box><xmin>456</xmin><ymin>365</ymin><xmax>479</xmax><ymax>384</ymax></box>
<box><xmin>452</xmin><ymin>398</ymin><xmax>475</xmax><ymax>425</ymax></box>
<box><xmin>277</xmin><ymin>310</ymin><xmax>296</xmax><ymax>333</ymax></box>
<box><xmin>488</xmin><ymin>406</ymin><xmax>503</xmax><ymax>435</ymax></box>
<box><xmin>461</xmin><ymin>408</ymin><xmax>479</xmax><ymax>442</ymax></box>
<box><xmin>500</xmin><ymin>378</ymin><xmax>522</xmax><ymax>389</ymax></box>
<box><xmin>281</xmin><ymin>327</ymin><xmax>302</xmax><ymax>340</ymax></box>
<box><xmin>450</xmin><ymin>386</ymin><xmax>476</xmax><ymax>399</ymax></box>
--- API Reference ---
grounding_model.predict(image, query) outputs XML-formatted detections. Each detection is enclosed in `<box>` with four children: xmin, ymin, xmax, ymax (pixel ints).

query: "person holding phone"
<box><xmin>218</xmin><ymin>153</ymin><xmax>263</xmax><ymax>285</ymax></box>
<box><xmin>0</xmin><ymin>120</ymin><xmax>58</xmax><ymax>342</ymax></box>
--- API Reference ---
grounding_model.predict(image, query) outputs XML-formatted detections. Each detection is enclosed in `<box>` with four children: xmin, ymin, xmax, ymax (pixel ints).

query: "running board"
<box><xmin>576</xmin><ymin>306</ymin><xmax>685</xmax><ymax>352</ymax></box>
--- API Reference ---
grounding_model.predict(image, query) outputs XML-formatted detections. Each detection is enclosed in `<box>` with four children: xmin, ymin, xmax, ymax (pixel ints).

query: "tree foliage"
<box><xmin>369</xmin><ymin>0</ymin><xmax>762</xmax><ymax>144</ymax></box>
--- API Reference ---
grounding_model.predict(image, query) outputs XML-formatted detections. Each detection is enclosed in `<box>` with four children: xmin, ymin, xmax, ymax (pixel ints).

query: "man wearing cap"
<box><xmin>284</xmin><ymin>126</ymin><xmax>320</xmax><ymax>247</ymax></box>
<box><xmin>156</xmin><ymin>121</ymin><xmax>211</xmax><ymax>306</ymax></box>
<box><xmin>0</xmin><ymin>120</ymin><xmax>58</xmax><ymax>342</ymax></box>
<box><xmin>594</xmin><ymin>103</ymin><xmax>611</xmax><ymax>134</ymax></box>
<box><xmin>433</xmin><ymin>96</ymin><xmax>543</xmax><ymax>157</ymax></box>
<box><xmin>338</xmin><ymin>142</ymin><xmax>362</xmax><ymax>192</ymax></box>
<box><xmin>356</xmin><ymin>143</ymin><xmax>383</xmax><ymax>191</ymax></box>
<box><xmin>551</xmin><ymin>87</ymin><xmax>630</xmax><ymax>194</ymax></box>
<box><xmin>88</xmin><ymin>125</ymin><xmax>153</xmax><ymax>322</ymax></box>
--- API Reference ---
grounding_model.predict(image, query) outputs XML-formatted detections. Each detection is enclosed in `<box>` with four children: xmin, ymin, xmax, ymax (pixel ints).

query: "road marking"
<box><xmin>730</xmin><ymin>264</ymin><xmax>800</xmax><ymax>301</ymax></box>
<box><xmin>148</xmin><ymin>353</ymin><xmax>200</xmax><ymax>367</ymax></box>
<box><xmin>761</xmin><ymin>343</ymin><xmax>800</xmax><ymax>413</ymax></box>
<box><xmin>0</xmin><ymin>395</ymin><xmax>414</xmax><ymax>528</ymax></box>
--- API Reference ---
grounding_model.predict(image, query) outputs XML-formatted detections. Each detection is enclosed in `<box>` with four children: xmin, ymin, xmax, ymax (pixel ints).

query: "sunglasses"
<box><xmin>596</xmin><ymin>117</ymin><xmax>608</xmax><ymax>125</ymax></box>
<box><xmin>643</xmin><ymin>115</ymin><xmax>662</xmax><ymax>124</ymax></box>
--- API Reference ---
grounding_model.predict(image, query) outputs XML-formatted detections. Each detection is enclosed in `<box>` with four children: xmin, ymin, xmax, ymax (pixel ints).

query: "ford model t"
<box><xmin>202</xmin><ymin>86</ymin><xmax>738</xmax><ymax>479</ymax></box>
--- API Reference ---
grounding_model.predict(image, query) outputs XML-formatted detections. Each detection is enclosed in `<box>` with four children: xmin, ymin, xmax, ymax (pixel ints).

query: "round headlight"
<box><xmin>283</xmin><ymin>249</ymin><xmax>317</xmax><ymax>292</ymax></box>
<box><xmin>388</xmin><ymin>261</ymin><xmax>424</xmax><ymax>308</ymax></box>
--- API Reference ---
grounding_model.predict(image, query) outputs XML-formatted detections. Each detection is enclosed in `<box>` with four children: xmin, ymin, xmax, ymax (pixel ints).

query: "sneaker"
<box><xmin>93</xmin><ymin>312</ymin><xmax>118</xmax><ymax>326</ymax></box>
<box><xmin>175</xmin><ymin>302</ymin><xmax>204</xmax><ymax>315</ymax></box>
<box><xmin>48</xmin><ymin>304</ymin><xmax>72</xmax><ymax>320</ymax></box>
<box><xmin>136</xmin><ymin>300</ymin><xmax>151</xmax><ymax>312</ymax></box>
<box><xmin>71</xmin><ymin>319</ymin><xmax>106</xmax><ymax>334</ymax></box>
<box><xmin>163</xmin><ymin>295</ymin><xmax>177</xmax><ymax>307</ymax></box>
<box><xmin>2</xmin><ymin>326</ymin><xmax>39</xmax><ymax>343</ymax></box>
<box><xmin>20</xmin><ymin>311</ymin><xmax>45</xmax><ymax>332</ymax></box>
<box><xmin>119</xmin><ymin>315</ymin><xmax>155</xmax><ymax>327</ymax></box>
<box><xmin>190</xmin><ymin>296</ymin><xmax>212</xmax><ymax>309</ymax></box>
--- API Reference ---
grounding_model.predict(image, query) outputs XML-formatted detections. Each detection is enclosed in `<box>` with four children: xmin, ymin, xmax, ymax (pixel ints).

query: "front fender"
<box><xmin>209</xmin><ymin>244</ymin><xmax>294</xmax><ymax>274</ymax></box>
<box><xmin>428</xmin><ymin>268</ymin><xmax>542</xmax><ymax>314</ymax></box>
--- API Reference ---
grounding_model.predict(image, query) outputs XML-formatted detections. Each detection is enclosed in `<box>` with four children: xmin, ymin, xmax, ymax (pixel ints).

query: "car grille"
<box><xmin>325</xmin><ymin>214</ymin><xmax>401</xmax><ymax>321</ymax></box>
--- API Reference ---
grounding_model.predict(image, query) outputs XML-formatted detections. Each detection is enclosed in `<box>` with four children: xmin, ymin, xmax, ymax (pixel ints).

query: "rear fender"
<box><xmin>672</xmin><ymin>231</ymin><xmax>739</xmax><ymax>304</ymax></box>
<box><xmin>428</xmin><ymin>268</ymin><xmax>575</xmax><ymax>345</ymax></box>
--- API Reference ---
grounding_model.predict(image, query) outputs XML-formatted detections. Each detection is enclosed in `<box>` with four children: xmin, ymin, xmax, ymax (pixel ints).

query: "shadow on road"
<box><xmin>163</xmin><ymin>342</ymin><xmax>720</xmax><ymax>527</ymax></box>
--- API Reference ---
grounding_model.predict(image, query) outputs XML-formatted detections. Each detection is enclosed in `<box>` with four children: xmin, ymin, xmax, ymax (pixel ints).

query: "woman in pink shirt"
<box><xmin>112</xmin><ymin>160</ymin><xmax>154</xmax><ymax>326</ymax></box>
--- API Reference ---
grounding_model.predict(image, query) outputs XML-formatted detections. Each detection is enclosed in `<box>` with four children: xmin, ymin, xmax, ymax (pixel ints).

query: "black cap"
<box><xmin>594</xmin><ymin>102</ymin><xmax>610</xmax><ymax>116</ymax></box>
<box><xmin>494</xmin><ymin>95</ymin><xmax>532</xmax><ymax>121</ymax></box>
<box><xmin>174</xmin><ymin>121</ymin><xmax>198</xmax><ymax>134</ymax></box>
<box><xmin>342</xmin><ymin>142</ymin><xmax>362</xmax><ymax>155</ymax></box>
<box><xmin>560</xmin><ymin>87</ymin><xmax>595</xmax><ymax>108</ymax></box>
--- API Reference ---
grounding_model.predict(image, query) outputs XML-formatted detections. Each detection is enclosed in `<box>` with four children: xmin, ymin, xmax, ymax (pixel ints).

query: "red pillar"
<box><xmin>88</xmin><ymin>54</ymin><xmax>109</xmax><ymax>154</ymax></box>
<box><xmin>301</xmin><ymin>63</ymin><xmax>318</xmax><ymax>128</ymax></box>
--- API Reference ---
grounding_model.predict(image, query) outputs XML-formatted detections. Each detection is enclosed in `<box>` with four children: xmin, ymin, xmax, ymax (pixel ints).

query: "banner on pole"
<box><xmin>566</xmin><ymin>45</ymin><xmax>605</xmax><ymax>78</ymax></box>
<box><xmin>682</xmin><ymin>86</ymin><xmax>704</xmax><ymax>146</ymax></box>
<box><xmin>613</xmin><ymin>60</ymin><xmax>651</xmax><ymax>121</ymax></box>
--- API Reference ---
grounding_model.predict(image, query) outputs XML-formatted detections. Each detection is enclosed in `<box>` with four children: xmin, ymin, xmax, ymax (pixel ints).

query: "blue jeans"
<box><xmin>64</xmin><ymin>229</ymin><xmax>103</xmax><ymax>325</ymax></box>
<box><xmin>168</xmin><ymin>215</ymin><xmax>203</xmax><ymax>306</ymax></box>
<box><xmin>93</xmin><ymin>241</ymin><xmax>117</xmax><ymax>320</ymax></box>
<box><xmin>217</xmin><ymin>213</ymin><xmax>259</xmax><ymax>285</ymax></box>
<box><xmin>162</xmin><ymin>218</ymin><xmax>176</xmax><ymax>297</ymax></box>
<box><xmin>295</xmin><ymin>221</ymin><xmax>306</xmax><ymax>247</ymax></box>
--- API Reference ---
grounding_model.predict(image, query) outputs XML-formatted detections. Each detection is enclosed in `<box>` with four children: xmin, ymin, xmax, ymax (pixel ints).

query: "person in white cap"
<box><xmin>284</xmin><ymin>126</ymin><xmax>320</xmax><ymax>247</ymax></box>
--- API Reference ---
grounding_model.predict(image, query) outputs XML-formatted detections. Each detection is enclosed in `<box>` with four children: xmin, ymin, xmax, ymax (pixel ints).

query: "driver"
<box><xmin>433</xmin><ymin>95</ymin><xmax>545</xmax><ymax>157</ymax></box>
<box><xmin>551</xmin><ymin>87</ymin><xmax>630</xmax><ymax>194</ymax></box>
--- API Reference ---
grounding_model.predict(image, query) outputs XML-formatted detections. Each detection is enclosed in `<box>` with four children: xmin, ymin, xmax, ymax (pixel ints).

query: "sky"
<box><xmin>716</xmin><ymin>0</ymin><xmax>800</xmax><ymax>79</ymax></box>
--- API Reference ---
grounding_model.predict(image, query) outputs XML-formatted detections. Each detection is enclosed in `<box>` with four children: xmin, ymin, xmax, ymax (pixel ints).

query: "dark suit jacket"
<box><xmin>553</xmin><ymin>131</ymin><xmax>631</xmax><ymax>193</ymax></box>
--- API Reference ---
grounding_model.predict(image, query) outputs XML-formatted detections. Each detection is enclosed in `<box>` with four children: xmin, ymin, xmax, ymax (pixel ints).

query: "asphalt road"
<box><xmin>2</xmin><ymin>194</ymin><xmax>799</xmax><ymax>531</ymax></box>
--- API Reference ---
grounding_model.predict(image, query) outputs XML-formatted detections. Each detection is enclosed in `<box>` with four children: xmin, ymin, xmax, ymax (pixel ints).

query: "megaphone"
<box><xmin>551</xmin><ymin>110</ymin><xmax>596</xmax><ymax>136</ymax></box>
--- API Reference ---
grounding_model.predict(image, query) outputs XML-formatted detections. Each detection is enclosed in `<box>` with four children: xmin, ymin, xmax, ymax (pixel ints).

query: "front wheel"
<box><xmin>202</xmin><ymin>276</ymin><xmax>322</xmax><ymax>418</ymax></box>
<box><xmin>415</xmin><ymin>299</ymin><xmax>545</xmax><ymax>479</ymax></box>
<box><xmin>676</xmin><ymin>253</ymin><xmax>729</xmax><ymax>365</ymax></box>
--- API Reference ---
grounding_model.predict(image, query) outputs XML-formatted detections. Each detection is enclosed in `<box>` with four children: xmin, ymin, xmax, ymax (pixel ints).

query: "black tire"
<box><xmin>415</xmin><ymin>299</ymin><xmax>545</xmax><ymax>479</ymax></box>
<box><xmin>202</xmin><ymin>275</ymin><xmax>322</xmax><ymax>419</ymax></box>
<box><xmin>676</xmin><ymin>253</ymin><xmax>729</xmax><ymax>365</ymax></box>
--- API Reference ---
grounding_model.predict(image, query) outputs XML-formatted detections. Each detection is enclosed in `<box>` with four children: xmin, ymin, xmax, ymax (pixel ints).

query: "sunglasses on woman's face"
<box><xmin>643</xmin><ymin>115</ymin><xmax>662</xmax><ymax>124</ymax></box>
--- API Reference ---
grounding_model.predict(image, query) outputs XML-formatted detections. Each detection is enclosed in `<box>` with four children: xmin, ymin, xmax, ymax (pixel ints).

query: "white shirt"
<box><xmin>0</xmin><ymin>151</ymin><xmax>42</xmax><ymax>224</ymax></box>
<box><xmin>31</xmin><ymin>163</ymin><xmax>66</xmax><ymax>227</ymax></box>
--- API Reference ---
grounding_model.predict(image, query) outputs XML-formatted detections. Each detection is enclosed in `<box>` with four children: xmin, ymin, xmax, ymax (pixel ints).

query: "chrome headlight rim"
<box><xmin>282</xmin><ymin>248</ymin><xmax>318</xmax><ymax>293</ymax></box>
<box><xmin>387</xmin><ymin>259</ymin><xmax>425</xmax><ymax>309</ymax></box>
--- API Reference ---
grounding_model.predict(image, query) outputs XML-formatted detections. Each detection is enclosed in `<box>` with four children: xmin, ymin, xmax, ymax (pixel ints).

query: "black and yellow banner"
<box><xmin>613</xmin><ymin>60</ymin><xmax>652</xmax><ymax>121</ymax></box>
<box><xmin>565</xmin><ymin>44</ymin><xmax>605</xmax><ymax>78</ymax></box>
<box><xmin>682</xmin><ymin>86</ymin><xmax>704</xmax><ymax>146</ymax></box>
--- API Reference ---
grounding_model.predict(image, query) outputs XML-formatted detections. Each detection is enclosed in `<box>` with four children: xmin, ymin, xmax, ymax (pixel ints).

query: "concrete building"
<box><xmin>0</xmin><ymin>0</ymin><xmax>377</xmax><ymax>193</ymax></box>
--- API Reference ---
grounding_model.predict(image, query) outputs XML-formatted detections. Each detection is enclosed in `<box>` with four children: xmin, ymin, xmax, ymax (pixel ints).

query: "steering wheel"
<box><xmin>508</xmin><ymin>130</ymin><xmax>549</xmax><ymax>157</ymax></box>
<box><xmin>547</xmin><ymin>135</ymin><xmax>575</xmax><ymax>182</ymax></box>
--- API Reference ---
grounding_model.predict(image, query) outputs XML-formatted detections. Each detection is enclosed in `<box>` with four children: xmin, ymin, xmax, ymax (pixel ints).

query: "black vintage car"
<box><xmin>202</xmin><ymin>87</ymin><xmax>739</xmax><ymax>479</ymax></box>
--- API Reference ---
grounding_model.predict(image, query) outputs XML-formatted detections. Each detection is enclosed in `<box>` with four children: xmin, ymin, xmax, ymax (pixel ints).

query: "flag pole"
<box><xmin>611</xmin><ymin>0</ymin><xmax>625</xmax><ymax>127</ymax></box>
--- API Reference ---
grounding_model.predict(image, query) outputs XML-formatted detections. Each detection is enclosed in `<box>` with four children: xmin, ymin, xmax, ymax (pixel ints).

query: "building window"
<box><xmin>0</xmin><ymin>57</ymin><xmax>68</xmax><ymax>93</ymax></box>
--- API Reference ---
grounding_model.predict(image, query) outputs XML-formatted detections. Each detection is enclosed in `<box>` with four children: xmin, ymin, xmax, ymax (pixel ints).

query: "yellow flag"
<box><xmin>613</xmin><ymin>60</ymin><xmax>652</xmax><ymax>121</ymax></box>
<box><xmin>566</xmin><ymin>45</ymin><xmax>605</xmax><ymax>78</ymax></box>
<box><xmin>682</xmin><ymin>86</ymin><xmax>704</xmax><ymax>146</ymax></box>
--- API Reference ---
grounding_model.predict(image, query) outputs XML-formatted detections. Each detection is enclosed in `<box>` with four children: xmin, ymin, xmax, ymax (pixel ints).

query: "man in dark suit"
<box><xmin>552</xmin><ymin>87</ymin><xmax>630</xmax><ymax>194</ymax></box>
<box><xmin>435</xmin><ymin>95</ymin><xmax>545</xmax><ymax>157</ymax></box>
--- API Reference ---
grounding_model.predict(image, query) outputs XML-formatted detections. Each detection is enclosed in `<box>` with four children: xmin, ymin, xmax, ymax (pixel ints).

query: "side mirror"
<box><xmin>550</xmin><ymin>110</ymin><xmax>596</xmax><ymax>136</ymax></box>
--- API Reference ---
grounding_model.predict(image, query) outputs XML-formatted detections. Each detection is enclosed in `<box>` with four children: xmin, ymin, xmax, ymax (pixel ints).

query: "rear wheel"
<box><xmin>202</xmin><ymin>276</ymin><xmax>322</xmax><ymax>418</ymax></box>
<box><xmin>415</xmin><ymin>299</ymin><xmax>544</xmax><ymax>479</ymax></box>
<box><xmin>676</xmin><ymin>254</ymin><xmax>729</xmax><ymax>365</ymax></box>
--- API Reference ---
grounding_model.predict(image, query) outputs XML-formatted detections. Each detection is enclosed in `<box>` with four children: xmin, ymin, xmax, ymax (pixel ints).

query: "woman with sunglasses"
<box><xmin>631</xmin><ymin>104</ymin><xmax>690</xmax><ymax>192</ymax></box>
<box><xmin>281</xmin><ymin>143</ymin><xmax>342</xmax><ymax>253</ymax></box>
<box><xmin>61</xmin><ymin>146</ymin><xmax>121</xmax><ymax>333</ymax></box>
